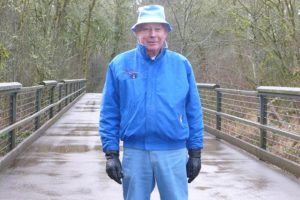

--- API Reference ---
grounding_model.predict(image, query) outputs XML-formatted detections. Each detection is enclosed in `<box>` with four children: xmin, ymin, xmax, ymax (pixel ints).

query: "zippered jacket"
<box><xmin>99</xmin><ymin>44</ymin><xmax>204</xmax><ymax>152</ymax></box>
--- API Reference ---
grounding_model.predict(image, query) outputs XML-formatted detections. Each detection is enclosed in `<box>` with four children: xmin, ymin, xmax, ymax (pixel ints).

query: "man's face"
<box><xmin>135</xmin><ymin>23</ymin><xmax>168</xmax><ymax>57</ymax></box>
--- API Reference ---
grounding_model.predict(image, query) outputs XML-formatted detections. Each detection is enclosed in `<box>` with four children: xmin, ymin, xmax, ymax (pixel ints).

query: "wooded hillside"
<box><xmin>1</xmin><ymin>0</ymin><xmax>299</xmax><ymax>92</ymax></box>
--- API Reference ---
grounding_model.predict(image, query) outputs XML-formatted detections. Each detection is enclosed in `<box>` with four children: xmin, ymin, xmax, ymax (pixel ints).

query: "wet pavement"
<box><xmin>0</xmin><ymin>93</ymin><xmax>299</xmax><ymax>200</ymax></box>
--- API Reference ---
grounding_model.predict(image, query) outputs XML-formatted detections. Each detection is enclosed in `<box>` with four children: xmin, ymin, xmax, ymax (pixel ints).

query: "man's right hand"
<box><xmin>105</xmin><ymin>151</ymin><xmax>123</xmax><ymax>184</ymax></box>
<box><xmin>186</xmin><ymin>149</ymin><xmax>201</xmax><ymax>183</ymax></box>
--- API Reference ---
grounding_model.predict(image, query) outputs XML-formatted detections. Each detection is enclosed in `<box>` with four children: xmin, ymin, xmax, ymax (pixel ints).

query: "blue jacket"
<box><xmin>99</xmin><ymin>44</ymin><xmax>204</xmax><ymax>152</ymax></box>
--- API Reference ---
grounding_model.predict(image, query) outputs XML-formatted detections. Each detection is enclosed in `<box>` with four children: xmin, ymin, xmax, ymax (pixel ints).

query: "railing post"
<box><xmin>41</xmin><ymin>80</ymin><xmax>57</xmax><ymax>119</ymax></box>
<box><xmin>216</xmin><ymin>87</ymin><xmax>222</xmax><ymax>131</ymax></box>
<box><xmin>76</xmin><ymin>81</ymin><xmax>80</xmax><ymax>97</ymax></box>
<box><xmin>65</xmin><ymin>82</ymin><xmax>69</xmax><ymax>105</ymax></box>
<box><xmin>259</xmin><ymin>94</ymin><xmax>267</xmax><ymax>149</ymax></box>
<box><xmin>35</xmin><ymin>88</ymin><xmax>42</xmax><ymax>130</ymax></box>
<box><xmin>81</xmin><ymin>80</ymin><xmax>86</xmax><ymax>93</ymax></box>
<box><xmin>58</xmin><ymin>84</ymin><xmax>62</xmax><ymax>112</ymax></box>
<box><xmin>79</xmin><ymin>81</ymin><xmax>84</xmax><ymax>95</ymax></box>
<box><xmin>69</xmin><ymin>82</ymin><xmax>72</xmax><ymax>102</ymax></box>
<box><xmin>75</xmin><ymin>82</ymin><xmax>77</xmax><ymax>95</ymax></box>
<box><xmin>9</xmin><ymin>92</ymin><xmax>17</xmax><ymax>150</ymax></box>
<box><xmin>49</xmin><ymin>86</ymin><xmax>55</xmax><ymax>118</ymax></box>
<box><xmin>71</xmin><ymin>82</ymin><xmax>74</xmax><ymax>100</ymax></box>
<box><xmin>0</xmin><ymin>82</ymin><xmax>22</xmax><ymax>150</ymax></box>
<box><xmin>70</xmin><ymin>83</ymin><xmax>74</xmax><ymax>101</ymax></box>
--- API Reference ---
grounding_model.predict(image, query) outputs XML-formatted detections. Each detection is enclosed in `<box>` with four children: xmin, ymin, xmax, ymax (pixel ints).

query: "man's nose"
<box><xmin>149</xmin><ymin>29</ymin><xmax>156</xmax><ymax>37</ymax></box>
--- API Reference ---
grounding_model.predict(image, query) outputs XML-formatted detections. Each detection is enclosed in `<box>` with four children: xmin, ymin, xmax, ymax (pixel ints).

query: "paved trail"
<box><xmin>0</xmin><ymin>93</ymin><xmax>299</xmax><ymax>200</ymax></box>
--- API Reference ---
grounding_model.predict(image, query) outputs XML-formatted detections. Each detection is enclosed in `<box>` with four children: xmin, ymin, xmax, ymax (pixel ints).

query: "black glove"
<box><xmin>105</xmin><ymin>151</ymin><xmax>123</xmax><ymax>184</ymax></box>
<box><xmin>186</xmin><ymin>149</ymin><xmax>201</xmax><ymax>183</ymax></box>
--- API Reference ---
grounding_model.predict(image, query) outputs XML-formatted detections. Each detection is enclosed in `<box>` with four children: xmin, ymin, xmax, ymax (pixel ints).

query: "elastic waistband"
<box><xmin>123</xmin><ymin>139</ymin><xmax>186</xmax><ymax>151</ymax></box>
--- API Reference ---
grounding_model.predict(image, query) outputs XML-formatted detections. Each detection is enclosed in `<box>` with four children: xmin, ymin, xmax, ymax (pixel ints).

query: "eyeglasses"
<box><xmin>137</xmin><ymin>24</ymin><xmax>166</xmax><ymax>33</ymax></box>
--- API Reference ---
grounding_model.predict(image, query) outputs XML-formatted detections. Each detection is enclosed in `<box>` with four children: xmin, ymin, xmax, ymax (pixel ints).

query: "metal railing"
<box><xmin>198</xmin><ymin>84</ymin><xmax>300</xmax><ymax>177</ymax></box>
<box><xmin>0</xmin><ymin>79</ymin><xmax>86</xmax><ymax>157</ymax></box>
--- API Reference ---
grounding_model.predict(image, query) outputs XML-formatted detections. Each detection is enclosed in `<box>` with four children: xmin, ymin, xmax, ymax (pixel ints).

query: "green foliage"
<box><xmin>0</xmin><ymin>43</ymin><xmax>9</xmax><ymax>70</ymax></box>
<box><xmin>0</xmin><ymin>133</ymin><xmax>9</xmax><ymax>156</ymax></box>
<box><xmin>0</xmin><ymin>0</ymin><xmax>124</xmax><ymax>89</ymax></box>
<box><xmin>0</xmin><ymin>0</ymin><xmax>299</xmax><ymax>90</ymax></box>
<box><xmin>223</xmin><ymin>0</ymin><xmax>300</xmax><ymax>87</ymax></box>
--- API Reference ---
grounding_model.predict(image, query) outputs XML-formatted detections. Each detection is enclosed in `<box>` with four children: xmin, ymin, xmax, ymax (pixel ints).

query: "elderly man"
<box><xmin>99</xmin><ymin>4</ymin><xmax>204</xmax><ymax>200</ymax></box>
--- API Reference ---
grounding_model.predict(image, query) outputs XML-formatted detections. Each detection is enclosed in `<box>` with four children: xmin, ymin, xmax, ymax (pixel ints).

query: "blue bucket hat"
<box><xmin>131</xmin><ymin>5</ymin><xmax>172</xmax><ymax>32</ymax></box>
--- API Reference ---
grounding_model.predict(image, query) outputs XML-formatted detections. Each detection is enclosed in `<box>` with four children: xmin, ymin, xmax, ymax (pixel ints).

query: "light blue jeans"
<box><xmin>122</xmin><ymin>148</ymin><xmax>188</xmax><ymax>200</ymax></box>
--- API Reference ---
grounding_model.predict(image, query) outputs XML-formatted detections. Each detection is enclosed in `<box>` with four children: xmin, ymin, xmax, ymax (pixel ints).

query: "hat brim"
<box><xmin>131</xmin><ymin>20</ymin><xmax>172</xmax><ymax>32</ymax></box>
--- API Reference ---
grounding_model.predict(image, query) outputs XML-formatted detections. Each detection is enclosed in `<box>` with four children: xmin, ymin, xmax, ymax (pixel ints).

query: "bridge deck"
<box><xmin>0</xmin><ymin>93</ymin><xmax>299</xmax><ymax>200</ymax></box>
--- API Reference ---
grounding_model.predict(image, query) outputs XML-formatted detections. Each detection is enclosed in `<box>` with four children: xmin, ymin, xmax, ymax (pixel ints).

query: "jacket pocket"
<box><xmin>178</xmin><ymin>113</ymin><xmax>188</xmax><ymax>129</ymax></box>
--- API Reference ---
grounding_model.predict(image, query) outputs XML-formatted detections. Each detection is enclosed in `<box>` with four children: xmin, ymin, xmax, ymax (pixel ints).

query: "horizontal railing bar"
<box><xmin>203</xmin><ymin>107</ymin><xmax>300</xmax><ymax>141</ymax></box>
<box><xmin>215</xmin><ymin>88</ymin><xmax>258</xmax><ymax>96</ymax></box>
<box><xmin>258</xmin><ymin>92</ymin><xmax>300</xmax><ymax>100</ymax></box>
<box><xmin>0</xmin><ymin>89</ymin><xmax>21</xmax><ymax>95</ymax></box>
<box><xmin>20</xmin><ymin>85</ymin><xmax>44</xmax><ymax>92</ymax></box>
<box><xmin>41</xmin><ymin>80</ymin><xmax>58</xmax><ymax>86</ymax></box>
<box><xmin>0</xmin><ymin>82</ymin><xmax>22</xmax><ymax>92</ymax></box>
<box><xmin>0</xmin><ymin>87</ymin><xmax>85</xmax><ymax>136</ymax></box>
<box><xmin>257</xmin><ymin>86</ymin><xmax>300</xmax><ymax>96</ymax></box>
<box><xmin>62</xmin><ymin>79</ymin><xmax>86</xmax><ymax>83</ymax></box>
<box><xmin>2</xmin><ymin>81</ymin><xmax>83</xmax><ymax>94</ymax></box>
<box><xmin>197</xmin><ymin>83</ymin><xmax>219</xmax><ymax>89</ymax></box>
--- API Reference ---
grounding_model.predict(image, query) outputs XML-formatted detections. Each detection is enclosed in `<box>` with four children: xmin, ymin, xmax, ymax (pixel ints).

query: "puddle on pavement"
<box><xmin>194</xmin><ymin>186</ymin><xmax>212</xmax><ymax>190</ymax></box>
<box><xmin>73</xmin><ymin>127</ymin><xmax>98</xmax><ymax>132</ymax></box>
<box><xmin>48</xmin><ymin>172</ymin><xmax>60</xmax><ymax>177</ymax></box>
<box><xmin>238</xmin><ymin>175</ymin><xmax>270</xmax><ymax>191</ymax></box>
<box><xmin>94</xmin><ymin>145</ymin><xmax>101</xmax><ymax>151</ymax></box>
<box><xmin>76</xmin><ymin>187</ymin><xmax>92</xmax><ymax>194</ymax></box>
<box><xmin>75</xmin><ymin>105</ymin><xmax>98</xmax><ymax>108</ymax></box>
<box><xmin>48</xmin><ymin>132</ymin><xmax>98</xmax><ymax>136</ymax></box>
<box><xmin>74</xmin><ymin>110</ymin><xmax>98</xmax><ymax>112</ymax></box>
<box><xmin>71</xmin><ymin>103</ymin><xmax>99</xmax><ymax>112</ymax></box>
<box><xmin>204</xmin><ymin>160</ymin><xmax>236</xmax><ymax>173</ymax></box>
<box><xmin>203</xmin><ymin>139</ymin><xmax>225</xmax><ymax>152</ymax></box>
<box><xmin>48</xmin><ymin>126</ymin><xmax>97</xmax><ymax>131</ymax></box>
<box><xmin>9</xmin><ymin>156</ymin><xmax>68</xmax><ymax>169</ymax></box>
<box><xmin>9</xmin><ymin>157</ymin><xmax>42</xmax><ymax>169</ymax></box>
<box><xmin>45</xmin><ymin>126</ymin><xmax>98</xmax><ymax>136</ymax></box>
<box><xmin>85</xmin><ymin>100</ymin><xmax>97</xmax><ymax>105</ymax></box>
<box><xmin>31</xmin><ymin>144</ymin><xmax>92</xmax><ymax>153</ymax></box>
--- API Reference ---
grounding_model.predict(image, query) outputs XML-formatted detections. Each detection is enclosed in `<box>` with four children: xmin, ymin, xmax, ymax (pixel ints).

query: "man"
<box><xmin>99</xmin><ymin>5</ymin><xmax>204</xmax><ymax>200</ymax></box>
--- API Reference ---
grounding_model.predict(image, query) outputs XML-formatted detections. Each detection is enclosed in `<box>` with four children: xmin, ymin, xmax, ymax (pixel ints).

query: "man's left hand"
<box><xmin>186</xmin><ymin>149</ymin><xmax>201</xmax><ymax>183</ymax></box>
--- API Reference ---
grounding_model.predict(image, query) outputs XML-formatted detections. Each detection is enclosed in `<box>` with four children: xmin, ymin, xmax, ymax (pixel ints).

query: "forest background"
<box><xmin>0</xmin><ymin>0</ymin><xmax>299</xmax><ymax>92</ymax></box>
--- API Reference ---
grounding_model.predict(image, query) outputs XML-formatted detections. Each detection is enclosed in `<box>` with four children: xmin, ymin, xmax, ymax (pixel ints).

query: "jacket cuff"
<box><xmin>188</xmin><ymin>149</ymin><xmax>201</xmax><ymax>158</ymax></box>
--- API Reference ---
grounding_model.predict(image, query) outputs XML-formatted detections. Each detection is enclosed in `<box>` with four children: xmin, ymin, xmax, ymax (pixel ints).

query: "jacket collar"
<box><xmin>137</xmin><ymin>44</ymin><xmax>167</xmax><ymax>61</ymax></box>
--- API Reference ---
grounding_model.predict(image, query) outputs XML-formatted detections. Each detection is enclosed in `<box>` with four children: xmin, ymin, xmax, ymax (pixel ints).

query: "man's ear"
<box><xmin>134</xmin><ymin>32</ymin><xmax>141</xmax><ymax>44</ymax></box>
<box><xmin>164</xmin><ymin>41</ymin><xmax>168</xmax><ymax>48</ymax></box>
